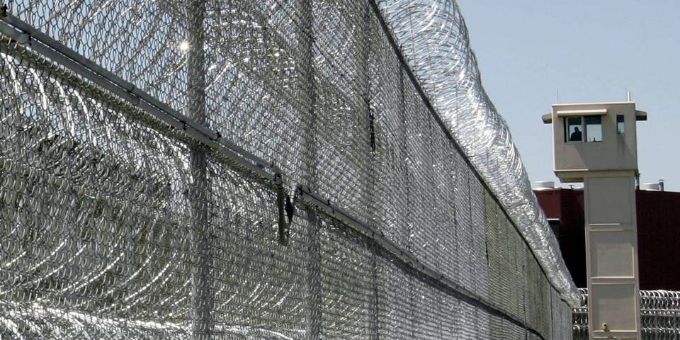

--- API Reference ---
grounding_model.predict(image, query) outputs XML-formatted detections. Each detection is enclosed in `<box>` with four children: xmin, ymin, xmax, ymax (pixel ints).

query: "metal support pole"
<box><xmin>187</xmin><ymin>1</ymin><xmax>213</xmax><ymax>339</ymax></box>
<box><xmin>359</xmin><ymin>2</ymin><xmax>380</xmax><ymax>339</ymax></box>
<box><xmin>299</xmin><ymin>0</ymin><xmax>322</xmax><ymax>337</ymax></box>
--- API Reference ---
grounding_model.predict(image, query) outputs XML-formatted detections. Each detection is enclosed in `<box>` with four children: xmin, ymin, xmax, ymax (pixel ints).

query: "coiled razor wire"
<box><xmin>375</xmin><ymin>0</ymin><xmax>579</xmax><ymax>306</ymax></box>
<box><xmin>574</xmin><ymin>289</ymin><xmax>680</xmax><ymax>339</ymax></box>
<box><xmin>0</xmin><ymin>0</ymin><xmax>575</xmax><ymax>339</ymax></box>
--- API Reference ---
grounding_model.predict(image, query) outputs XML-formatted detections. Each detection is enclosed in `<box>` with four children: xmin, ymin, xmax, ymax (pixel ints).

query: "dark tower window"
<box><xmin>617</xmin><ymin>115</ymin><xmax>625</xmax><ymax>134</ymax></box>
<box><xmin>566</xmin><ymin>117</ymin><xmax>583</xmax><ymax>142</ymax></box>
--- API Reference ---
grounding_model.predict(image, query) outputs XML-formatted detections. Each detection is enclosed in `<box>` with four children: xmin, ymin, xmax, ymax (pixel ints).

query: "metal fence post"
<box><xmin>187</xmin><ymin>0</ymin><xmax>213</xmax><ymax>338</ymax></box>
<box><xmin>299</xmin><ymin>0</ymin><xmax>322</xmax><ymax>338</ymax></box>
<box><xmin>360</xmin><ymin>2</ymin><xmax>380</xmax><ymax>338</ymax></box>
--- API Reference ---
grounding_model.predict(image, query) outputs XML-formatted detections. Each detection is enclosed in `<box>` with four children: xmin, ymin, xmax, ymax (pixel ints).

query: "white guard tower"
<box><xmin>543</xmin><ymin>101</ymin><xmax>647</xmax><ymax>339</ymax></box>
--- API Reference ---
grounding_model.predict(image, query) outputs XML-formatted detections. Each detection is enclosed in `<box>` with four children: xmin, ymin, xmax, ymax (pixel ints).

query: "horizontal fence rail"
<box><xmin>0</xmin><ymin>0</ymin><xmax>572</xmax><ymax>339</ymax></box>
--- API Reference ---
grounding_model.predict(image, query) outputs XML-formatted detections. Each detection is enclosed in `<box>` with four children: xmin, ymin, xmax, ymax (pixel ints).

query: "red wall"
<box><xmin>535</xmin><ymin>189</ymin><xmax>586</xmax><ymax>288</ymax></box>
<box><xmin>535</xmin><ymin>189</ymin><xmax>680</xmax><ymax>290</ymax></box>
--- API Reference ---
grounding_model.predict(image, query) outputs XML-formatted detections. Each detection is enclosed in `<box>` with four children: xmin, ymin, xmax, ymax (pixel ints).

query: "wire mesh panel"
<box><xmin>454</xmin><ymin>157</ymin><xmax>476</xmax><ymax>293</ymax></box>
<box><xmin>311</xmin><ymin>0</ymin><xmax>374</xmax><ymax>227</ymax></box>
<box><xmin>403</xmin><ymin>81</ymin><xmax>442</xmax><ymax>275</ymax></box>
<box><xmin>201</xmin><ymin>0</ymin><xmax>312</xmax><ymax>187</ymax></box>
<box><xmin>206</xmin><ymin>158</ymin><xmax>311</xmax><ymax>338</ymax></box>
<box><xmin>318</xmin><ymin>218</ymin><xmax>374</xmax><ymax>339</ymax></box>
<box><xmin>551</xmin><ymin>287</ymin><xmax>573</xmax><ymax>340</ymax></box>
<box><xmin>0</xmin><ymin>0</ymin><xmax>574</xmax><ymax>339</ymax></box>
<box><xmin>9</xmin><ymin>0</ymin><xmax>190</xmax><ymax>118</ymax></box>
<box><xmin>0</xmin><ymin>47</ymin><xmax>195</xmax><ymax>338</ymax></box>
<box><xmin>470</xmin><ymin>175</ymin><xmax>489</xmax><ymax>299</ymax></box>
<box><xmin>486</xmin><ymin>193</ymin><xmax>520</xmax><ymax>319</ymax></box>
<box><xmin>524</xmin><ymin>252</ymin><xmax>551</xmax><ymax>338</ymax></box>
<box><xmin>375</xmin><ymin>257</ymin><xmax>416</xmax><ymax>339</ymax></box>
<box><xmin>370</xmin><ymin>53</ymin><xmax>410</xmax><ymax>251</ymax></box>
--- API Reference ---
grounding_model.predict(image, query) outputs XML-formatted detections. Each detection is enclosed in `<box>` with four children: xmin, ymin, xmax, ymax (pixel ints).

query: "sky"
<box><xmin>456</xmin><ymin>0</ymin><xmax>680</xmax><ymax>192</ymax></box>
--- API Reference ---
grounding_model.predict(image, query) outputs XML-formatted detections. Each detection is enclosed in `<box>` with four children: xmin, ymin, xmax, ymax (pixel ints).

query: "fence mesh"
<box><xmin>1</xmin><ymin>0</ymin><xmax>572</xmax><ymax>339</ymax></box>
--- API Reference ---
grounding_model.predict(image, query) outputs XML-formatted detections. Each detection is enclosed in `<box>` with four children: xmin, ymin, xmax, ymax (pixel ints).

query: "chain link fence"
<box><xmin>574</xmin><ymin>289</ymin><xmax>680</xmax><ymax>340</ymax></box>
<box><xmin>0</xmin><ymin>0</ymin><xmax>573</xmax><ymax>338</ymax></box>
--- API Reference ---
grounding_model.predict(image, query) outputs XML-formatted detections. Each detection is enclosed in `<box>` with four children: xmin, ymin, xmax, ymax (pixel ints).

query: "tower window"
<box><xmin>566</xmin><ymin>117</ymin><xmax>583</xmax><ymax>142</ymax></box>
<box><xmin>564</xmin><ymin>115</ymin><xmax>604</xmax><ymax>142</ymax></box>
<box><xmin>585</xmin><ymin>116</ymin><xmax>602</xmax><ymax>142</ymax></box>
<box><xmin>617</xmin><ymin>115</ymin><xmax>625</xmax><ymax>134</ymax></box>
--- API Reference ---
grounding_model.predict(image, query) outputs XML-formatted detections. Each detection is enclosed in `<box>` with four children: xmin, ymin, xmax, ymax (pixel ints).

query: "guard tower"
<box><xmin>543</xmin><ymin>101</ymin><xmax>647</xmax><ymax>339</ymax></box>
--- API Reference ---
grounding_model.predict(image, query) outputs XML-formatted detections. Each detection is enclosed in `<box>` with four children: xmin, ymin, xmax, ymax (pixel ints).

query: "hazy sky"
<box><xmin>457</xmin><ymin>0</ymin><xmax>680</xmax><ymax>192</ymax></box>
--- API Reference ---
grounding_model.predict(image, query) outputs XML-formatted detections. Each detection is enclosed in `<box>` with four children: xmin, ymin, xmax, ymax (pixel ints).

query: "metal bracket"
<box><xmin>0</xmin><ymin>16</ymin><xmax>29</xmax><ymax>45</ymax></box>
<box><xmin>275</xmin><ymin>173</ymin><xmax>291</xmax><ymax>245</ymax></box>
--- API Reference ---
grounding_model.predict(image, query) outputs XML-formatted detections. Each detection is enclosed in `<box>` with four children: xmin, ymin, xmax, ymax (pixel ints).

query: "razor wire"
<box><xmin>574</xmin><ymin>289</ymin><xmax>680</xmax><ymax>340</ymax></box>
<box><xmin>1</xmin><ymin>0</ymin><xmax>574</xmax><ymax>339</ymax></box>
<box><xmin>375</xmin><ymin>0</ymin><xmax>580</xmax><ymax>306</ymax></box>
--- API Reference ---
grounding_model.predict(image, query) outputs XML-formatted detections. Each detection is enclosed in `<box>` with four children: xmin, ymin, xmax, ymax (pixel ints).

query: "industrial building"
<box><xmin>535</xmin><ymin>185</ymin><xmax>680</xmax><ymax>291</ymax></box>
